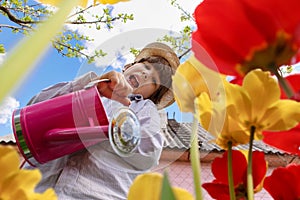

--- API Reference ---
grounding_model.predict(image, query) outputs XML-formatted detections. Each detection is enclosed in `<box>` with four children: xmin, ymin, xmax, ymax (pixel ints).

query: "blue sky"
<box><xmin>0</xmin><ymin>27</ymin><xmax>81</xmax><ymax>136</ymax></box>
<box><xmin>0</xmin><ymin>0</ymin><xmax>197</xmax><ymax>136</ymax></box>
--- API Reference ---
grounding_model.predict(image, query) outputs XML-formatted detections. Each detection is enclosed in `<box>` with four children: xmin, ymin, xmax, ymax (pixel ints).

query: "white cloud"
<box><xmin>0</xmin><ymin>97</ymin><xmax>20</xmax><ymax>125</ymax></box>
<box><xmin>67</xmin><ymin>0</ymin><xmax>199</xmax><ymax>54</ymax></box>
<box><xmin>0</xmin><ymin>53</ymin><xmax>6</xmax><ymax>64</ymax></box>
<box><xmin>280</xmin><ymin>62</ymin><xmax>300</xmax><ymax>77</ymax></box>
<box><xmin>69</xmin><ymin>0</ymin><xmax>200</xmax><ymax>77</ymax></box>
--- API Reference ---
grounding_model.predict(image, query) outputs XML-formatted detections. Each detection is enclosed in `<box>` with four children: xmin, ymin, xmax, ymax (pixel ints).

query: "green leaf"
<box><xmin>0</xmin><ymin>44</ymin><xmax>5</xmax><ymax>53</ymax></box>
<box><xmin>160</xmin><ymin>172</ymin><xmax>176</xmax><ymax>200</ymax></box>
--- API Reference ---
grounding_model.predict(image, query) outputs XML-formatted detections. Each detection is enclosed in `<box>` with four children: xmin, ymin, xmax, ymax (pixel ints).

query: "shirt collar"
<box><xmin>128</xmin><ymin>94</ymin><xmax>143</xmax><ymax>102</ymax></box>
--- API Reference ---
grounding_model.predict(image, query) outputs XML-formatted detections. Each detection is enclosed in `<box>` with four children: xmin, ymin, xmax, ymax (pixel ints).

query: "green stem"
<box><xmin>271</xmin><ymin>68</ymin><xmax>294</xmax><ymax>99</ymax></box>
<box><xmin>191</xmin><ymin>115</ymin><xmax>203</xmax><ymax>200</ymax></box>
<box><xmin>247</xmin><ymin>126</ymin><xmax>255</xmax><ymax>200</ymax></box>
<box><xmin>227</xmin><ymin>142</ymin><xmax>236</xmax><ymax>200</ymax></box>
<box><xmin>0</xmin><ymin>0</ymin><xmax>81</xmax><ymax>103</ymax></box>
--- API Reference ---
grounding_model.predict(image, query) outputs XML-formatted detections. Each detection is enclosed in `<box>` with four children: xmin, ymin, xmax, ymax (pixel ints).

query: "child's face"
<box><xmin>123</xmin><ymin>62</ymin><xmax>161</xmax><ymax>98</ymax></box>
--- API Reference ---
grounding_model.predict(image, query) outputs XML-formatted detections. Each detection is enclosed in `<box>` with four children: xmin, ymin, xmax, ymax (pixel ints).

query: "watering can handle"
<box><xmin>84</xmin><ymin>79</ymin><xmax>110</xmax><ymax>90</ymax></box>
<box><xmin>44</xmin><ymin>125</ymin><xmax>109</xmax><ymax>145</ymax></box>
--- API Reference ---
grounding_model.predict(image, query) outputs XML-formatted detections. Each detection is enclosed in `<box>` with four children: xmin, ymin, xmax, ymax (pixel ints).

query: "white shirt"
<box><xmin>25</xmin><ymin>72</ymin><xmax>163</xmax><ymax>200</ymax></box>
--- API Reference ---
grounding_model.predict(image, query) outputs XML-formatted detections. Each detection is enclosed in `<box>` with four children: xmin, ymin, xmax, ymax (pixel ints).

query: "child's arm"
<box><xmin>27</xmin><ymin>71</ymin><xmax>97</xmax><ymax>105</ymax></box>
<box><xmin>27</xmin><ymin>70</ymin><xmax>133</xmax><ymax>106</ymax></box>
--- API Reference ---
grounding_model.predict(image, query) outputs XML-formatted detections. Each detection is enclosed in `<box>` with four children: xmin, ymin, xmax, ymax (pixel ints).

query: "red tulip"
<box><xmin>263</xmin><ymin>73</ymin><xmax>300</xmax><ymax>156</ymax></box>
<box><xmin>280</xmin><ymin>73</ymin><xmax>300</xmax><ymax>101</ymax></box>
<box><xmin>192</xmin><ymin>0</ymin><xmax>300</xmax><ymax>78</ymax></box>
<box><xmin>263</xmin><ymin>125</ymin><xmax>300</xmax><ymax>156</ymax></box>
<box><xmin>264</xmin><ymin>164</ymin><xmax>300</xmax><ymax>200</ymax></box>
<box><xmin>202</xmin><ymin>150</ymin><xmax>267</xmax><ymax>200</ymax></box>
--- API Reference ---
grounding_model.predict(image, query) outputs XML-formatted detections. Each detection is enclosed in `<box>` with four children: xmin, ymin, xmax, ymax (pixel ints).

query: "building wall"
<box><xmin>153</xmin><ymin>150</ymin><xmax>300</xmax><ymax>200</ymax></box>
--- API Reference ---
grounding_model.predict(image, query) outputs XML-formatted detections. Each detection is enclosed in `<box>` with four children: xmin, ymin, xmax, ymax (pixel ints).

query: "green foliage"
<box><xmin>170</xmin><ymin>0</ymin><xmax>194</xmax><ymax>22</ymax></box>
<box><xmin>129</xmin><ymin>48</ymin><xmax>140</xmax><ymax>58</ymax></box>
<box><xmin>159</xmin><ymin>0</ymin><xmax>195</xmax><ymax>59</ymax></box>
<box><xmin>0</xmin><ymin>1</ymin><xmax>133</xmax><ymax>63</ymax></box>
<box><xmin>1</xmin><ymin>0</ymin><xmax>196</xmax><ymax>63</ymax></box>
<box><xmin>0</xmin><ymin>44</ymin><xmax>5</xmax><ymax>53</ymax></box>
<box><xmin>286</xmin><ymin>65</ymin><xmax>293</xmax><ymax>73</ymax></box>
<box><xmin>279</xmin><ymin>65</ymin><xmax>294</xmax><ymax>76</ymax></box>
<box><xmin>158</xmin><ymin>24</ymin><xmax>192</xmax><ymax>59</ymax></box>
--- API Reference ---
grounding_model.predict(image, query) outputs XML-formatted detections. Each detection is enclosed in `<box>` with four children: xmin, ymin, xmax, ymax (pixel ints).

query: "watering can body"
<box><xmin>12</xmin><ymin>86</ymin><xmax>109</xmax><ymax>165</ymax></box>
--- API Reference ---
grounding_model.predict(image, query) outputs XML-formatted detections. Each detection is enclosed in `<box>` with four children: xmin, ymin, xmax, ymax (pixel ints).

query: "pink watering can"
<box><xmin>12</xmin><ymin>84</ymin><xmax>140</xmax><ymax>166</ymax></box>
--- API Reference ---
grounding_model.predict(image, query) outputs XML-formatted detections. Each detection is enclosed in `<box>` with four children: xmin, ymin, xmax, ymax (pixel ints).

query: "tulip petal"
<box><xmin>127</xmin><ymin>173</ymin><xmax>194</xmax><ymax>200</ymax></box>
<box><xmin>38</xmin><ymin>0</ymin><xmax>88</xmax><ymax>7</ymax></box>
<box><xmin>263</xmin><ymin>124</ymin><xmax>300</xmax><ymax>156</ymax></box>
<box><xmin>261</xmin><ymin>100</ymin><xmax>300</xmax><ymax>131</ymax></box>
<box><xmin>264</xmin><ymin>164</ymin><xmax>300</xmax><ymax>199</ymax></box>
<box><xmin>173</xmin><ymin>187</ymin><xmax>195</xmax><ymax>200</ymax></box>
<box><xmin>2</xmin><ymin>169</ymin><xmax>42</xmax><ymax>194</ymax></box>
<box><xmin>195</xmin><ymin>92</ymin><xmax>213</xmax><ymax>132</ymax></box>
<box><xmin>280</xmin><ymin>73</ymin><xmax>300</xmax><ymax>99</ymax></box>
<box><xmin>243</xmin><ymin>70</ymin><xmax>280</xmax><ymax>119</ymax></box>
<box><xmin>251</xmin><ymin>151</ymin><xmax>267</xmax><ymax>191</ymax></box>
<box><xmin>193</xmin><ymin>0</ymin><xmax>266</xmax><ymax>76</ymax></box>
<box><xmin>225</xmin><ymin>82</ymin><xmax>252</xmax><ymax>124</ymax></box>
<box><xmin>192</xmin><ymin>0</ymin><xmax>300</xmax><ymax>77</ymax></box>
<box><xmin>38</xmin><ymin>0</ymin><xmax>62</xmax><ymax>6</ymax></box>
<box><xmin>97</xmin><ymin>0</ymin><xmax>129</xmax><ymax>4</ymax></box>
<box><xmin>127</xmin><ymin>173</ymin><xmax>162</xmax><ymax>200</ymax></box>
<box><xmin>0</xmin><ymin>0</ymin><xmax>80</xmax><ymax>102</ymax></box>
<box><xmin>202</xmin><ymin>182</ymin><xmax>231</xmax><ymax>200</ymax></box>
<box><xmin>172</xmin><ymin>55</ymin><xmax>225</xmax><ymax>112</ymax></box>
<box><xmin>0</xmin><ymin>146</ymin><xmax>20</xmax><ymax>183</ymax></box>
<box><xmin>212</xmin><ymin>150</ymin><xmax>247</xmax><ymax>186</ymax></box>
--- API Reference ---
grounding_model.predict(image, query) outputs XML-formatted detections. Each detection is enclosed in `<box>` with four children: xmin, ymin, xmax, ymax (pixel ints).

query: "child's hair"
<box><xmin>124</xmin><ymin>56</ymin><xmax>174</xmax><ymax>105</ymax></box>
<box><xmin>143</xmin><ymin>56</ymin><xmax>173</xmax><ymax>104</ymax></box>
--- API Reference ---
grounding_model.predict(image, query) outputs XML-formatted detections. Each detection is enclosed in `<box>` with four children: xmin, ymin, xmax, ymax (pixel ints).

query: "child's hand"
<box><xmin>95</xmin><ymin>71</ymin><xmax>133</xmax><ymax>106</ymax></box>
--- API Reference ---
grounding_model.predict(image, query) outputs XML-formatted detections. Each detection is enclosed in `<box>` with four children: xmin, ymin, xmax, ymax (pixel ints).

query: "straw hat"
<box><xmin>135</xmin><ymin>42</ymin><xmax>180</xmax><ymax>109</ymax></box>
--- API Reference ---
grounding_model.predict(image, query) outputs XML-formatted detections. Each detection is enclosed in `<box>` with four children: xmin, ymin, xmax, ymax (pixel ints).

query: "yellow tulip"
<box><xmin>38</xmin><ymin>0</ymin><xmax>128</xmax><ymax>7</ymax></box>
<box><xmin>127</xmin><ymin>173</ymin><xmax>194</xmax><ymax>200</ymax></box>
<box><xmin>98</xmin><ymin>0</ymin><xmax>128</xmax><ymax>4</ymax></box>
<box><xmin>0</xmin><ymin>146</ymin><xmax>57</xmax><ymax>200</ymax></box>
<box><xmin>195</xmin><ymin>69</ymin><xmax>300</xmax><ymax>149</ymax></box>
<box><xmin>195</xmin><ymin>91</ymin><xmax>249</xmax><ymax>149</ymax></box>
<box><xmin>172</xmin><ymin>55</ymin><xmax>225</xmax><ymax>112</ymax></box>
<box><xmin>227</xmin><ymin>69</ymin><xmax>300</xmax><ymax>139</ymax></box>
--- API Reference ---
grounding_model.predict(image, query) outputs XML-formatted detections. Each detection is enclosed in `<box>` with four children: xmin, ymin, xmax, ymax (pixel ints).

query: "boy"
<box><xmin>25</xmin><ymin>42</ymin><xmax>180</xmax><ymax>199</ymax></box>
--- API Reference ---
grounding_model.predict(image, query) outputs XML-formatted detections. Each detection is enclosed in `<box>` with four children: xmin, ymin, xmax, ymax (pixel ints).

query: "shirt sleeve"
<box><xmin>27</xmin><ymin>71</ymin><xmax>98</xmax><ymax>105</ymax></box>
<box><xmin>120</xmin><ymin>100</ymin><xmax>164</xmax><ymax>171</ymax></box>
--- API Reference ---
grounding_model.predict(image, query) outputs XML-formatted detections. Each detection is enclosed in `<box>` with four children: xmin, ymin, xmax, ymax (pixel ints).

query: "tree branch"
<box><xmin>178</xmin><ymin>47</ymin><xmax>191</xmax><ymax>59</ymax></box>
<box><xmin>67</xmin><ymin>3</ymin><xmax>96</xmax><ymax>19</ymax></box>
<box><xmin>52</xmin><ymin>40</ymin><xmax>91</xmax><ymax>58</ymax></box>
<box><xmin>0</xmin><ymin>23</ymin><xmax>28</xmax><ymax>31</ymax></box>
<box><xmin>0</xmin><ymin>6</ymin><xmax>37</xmax><ymax>26</ymax></box>
<box><xmin>66</xmin><ymin>16</ymin><xmax>126</xmax><ymax>25</ymax></box>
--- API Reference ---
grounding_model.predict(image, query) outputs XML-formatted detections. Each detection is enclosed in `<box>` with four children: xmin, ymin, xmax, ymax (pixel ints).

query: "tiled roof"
<box><xmin>161</xmin><ymin>119</ymin><xmax>190</xmax><ymax>149</ymax></box>
<box><xmin>0</xmin><ymin>134</ymin><xmax>15</xmax><ymax>144</ymax></box>
<box><xmin>160</xmin><ymin>113</ymin><xmax>284</xmax><ymax>154</ymax></box>
<box><xmin>181</xmin><ymin>122</ymin><xmax>284</xmax><ymax>154</ymax></box>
